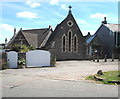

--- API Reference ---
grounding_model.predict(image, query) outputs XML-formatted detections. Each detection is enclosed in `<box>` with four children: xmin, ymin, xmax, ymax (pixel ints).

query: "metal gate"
<box><xmin>7</xmin><ymin>51</ymin><xmax>18</xmax><ymax>68</ymax></box>
<box><xmin>26</xmin><ymin>50</ymin><xmax>50</xmax><ymax>67</ymax></box>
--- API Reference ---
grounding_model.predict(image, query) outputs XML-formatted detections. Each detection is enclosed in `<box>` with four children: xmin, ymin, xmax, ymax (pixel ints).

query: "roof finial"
<box><xmin>14</xmin><ymin>27</ymin><xmax>16</xmax><ymax>36</ymax></box>
<box><xmin>68</xmin><ymin>5</ymin><xmax>72</xmax><ymax>14</ymax></box>
<box><xmin>5</xmin><ymin>38</ymin><xmax>7</xmax><ymax>44</ymax></box>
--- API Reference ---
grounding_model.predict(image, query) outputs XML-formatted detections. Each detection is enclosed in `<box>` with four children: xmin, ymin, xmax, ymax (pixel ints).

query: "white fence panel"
<box><xmin>26</xmin><ymin>50</ymin><xmax>50</xmax><ymax>67</ymax></box>
<box><xmin>7</xmin><ymin>51</ymin><xmax>18</xmax><ymax>68</ymax></box>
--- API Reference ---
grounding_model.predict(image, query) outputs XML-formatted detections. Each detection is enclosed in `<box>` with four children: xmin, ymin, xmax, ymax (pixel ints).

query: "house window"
<box><xmin>68</xmin><ymin>30</ymin><xmax>72</xmax><ymax>52</ymax></box>
<box><xmin>62</xmin><ymin>34</ymin><xmax>66</xmax><ymax>52</ymax></box>
<box><xmin>73</xmin><ymin>35</ymin><xmax>78</xmax><ymax>52</ymax></box>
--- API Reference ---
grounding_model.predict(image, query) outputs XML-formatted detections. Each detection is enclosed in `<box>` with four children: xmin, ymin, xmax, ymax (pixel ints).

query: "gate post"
<box><xmin>118</xmin><ymin>54</ymin><xmax>120</xmax><ymax>61</ymax></box>
<box><xmin>97</xmin><ymin>55</ymin><xmax>99</xmax><ymax>62</ymax></box>
<box><xmin>112</xmin><ymin>54</ymin><xmax>114</xmax><ymax>62</ymax></box>
<box><xmin>93</xmin><ymin>54</ymin><xmax>95</xmax><ymax>62</ymax></box>
<box><xmin>104</xmin><ymin>54</ymin><xmax>107</xmax><ymax>62</ymax></box>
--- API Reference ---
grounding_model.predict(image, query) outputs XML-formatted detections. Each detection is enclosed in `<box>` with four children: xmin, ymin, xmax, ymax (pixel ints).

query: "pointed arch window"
<box><xmin>73</xmin><ymin>34</ymin><xmax>78</xmax><ymax>52</ymax></box>
<box><xmin>68</xmin><ymin>30</ymin><xmax>72</xmax><ymax>52</ymax></box>
<box><xmin>62</xmin><ymin>34</ymin><xmax>66</xmax><ymax>52</ymax></box>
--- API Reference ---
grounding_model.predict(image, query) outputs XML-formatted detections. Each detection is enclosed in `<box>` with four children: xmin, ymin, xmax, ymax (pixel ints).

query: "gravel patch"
<box><xmin>2</xmin><ymin>59</ymin><xmax>118</xmax><ymax>81</ymax></box>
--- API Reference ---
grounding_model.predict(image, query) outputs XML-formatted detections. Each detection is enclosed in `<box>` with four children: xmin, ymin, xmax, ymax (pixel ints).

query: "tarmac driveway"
<box><xmin>1</xmin><ymin>59</ymin><xmax>119</xmax><ymax>97</ymax></box>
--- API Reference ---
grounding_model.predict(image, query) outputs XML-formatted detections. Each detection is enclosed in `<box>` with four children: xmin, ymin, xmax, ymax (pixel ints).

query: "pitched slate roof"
<box><xmin>6</xmin><ymin>28</ymin><xmax>53</xmax><ymax>48</ymax></box>
<box><xmin>84</xmin><ymin>32</ymin><xmax>91</xmax><ymax>40</ymax></box>
<box><xmin>22</xmin><ymin>28</ymin><xmax>52</xmax><ymax>48</ymax></box>
<box><xmin>103</xmin><ymin>23</ymin><xmax>120</xmax><ymax>32</ymax></box>
<box><xmin>39</xmin><ymin>29</ymin><xmax>53</xmax><ymax>48</ymax></box>
<box><xmin>22</xmin><ymin>31</ymin><xmax>38</xmax><ymax>47</ymax></box>
<box><xmin>86</xmin><ymin>23</ymin><xmax>120</xmax><ymax>45</ymax></box>
<box><xmin>86</xmin><ymin>34</ymin><xmax>96</xmax><ymax>44</ymax></box>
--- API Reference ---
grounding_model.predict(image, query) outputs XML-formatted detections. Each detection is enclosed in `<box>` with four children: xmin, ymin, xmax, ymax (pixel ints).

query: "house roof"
<box><xmin>84</xmin><ymin>32</ymin><xmax>91</xmax><ymax>40</ymax></box>
<box><xmin>86</xmin><ymin>23</ymin><xmax>120</xmax><ymax>45</ymax></box>
<box><xmin>6</xmin><ymin>28</ymin><xmax>52</xmax><ymax>48</ymax></box>
<box><xmin>39</xmin><ymin>29</ymin><xmax>53</xmax><ymax>48</ymax></box>
<box><xmin>103</xmin><ymin>23</ymin><xmax>120</xmax><ymax>32</ymax></box>
<box><xmin>22</xmin><ymin>28</ymin><xmax>51</xmax><ymax>48</ymax></box>
<box><xmin>22</xmin><ymin>31</ymin><xmax>38</xmax><ymax>48</ymax></box>
<box><xmin>86</xmin><ymin>34</ymin><xmax>96</xmax><ymax>44</ymax></box>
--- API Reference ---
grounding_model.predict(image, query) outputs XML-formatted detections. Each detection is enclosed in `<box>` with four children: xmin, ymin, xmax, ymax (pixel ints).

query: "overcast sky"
<box><xmin>0</xmin><ymin>1</ymin><xmax>118</xmax><ymax>43</ymax></box>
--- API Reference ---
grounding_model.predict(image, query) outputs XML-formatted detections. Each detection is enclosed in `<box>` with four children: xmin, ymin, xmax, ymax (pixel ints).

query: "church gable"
<box><xmin>45</xmin><ymin>6</ymin><xmax>86</xmax><ymax>60</ymax></box>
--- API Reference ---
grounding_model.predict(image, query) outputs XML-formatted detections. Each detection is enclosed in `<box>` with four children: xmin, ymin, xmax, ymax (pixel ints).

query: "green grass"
<box><xmin>86</xmin><ymin>71</ymin><xmax>120</xmax><ymax>84</ymax></box>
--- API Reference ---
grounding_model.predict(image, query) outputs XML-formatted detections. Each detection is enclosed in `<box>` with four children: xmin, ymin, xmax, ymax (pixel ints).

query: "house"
<box><xmin>86</xmin><ymin>17</ymin><xmax>120</xmax><ymax>58</ymax></box>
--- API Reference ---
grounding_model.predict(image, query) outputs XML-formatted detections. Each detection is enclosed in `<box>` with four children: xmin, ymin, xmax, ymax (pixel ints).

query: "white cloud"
<box><xmin>50</xmin><ymin>0</ymin><xmax>59</xmax><ymax>5</ymax></box>
<box><xmin>54</xmin><ymin>11</ymin><xmax>66</xmax><ymax>18</ymax></box>
<box><xmin>16</xmin><ymin>11</ymin><xmax>39</xmax><ymax>19</ymax></box>
<box><xmin>25</xmin><ymin>1</ymin><xmax>41</xmax><ymax>8</ymax></box>
<box><xmin>76</xmin><ymin>18</ymin><xmax>90</xmax><ymax>26</ymax></box>
<box><xmin>0</xmin><ymin>24</ymin><xmax>14</xmax><ymax>33</ymax></box>
<box><xmin>90</xmin><ymin>13</ymin><xmax>107</xmax><ymax>19</ymax></box>
<box><xmin>60</xmin><ymin>4</ymin><xmax>68</xmax><ymax>11</ymax></box>
<box><xmin>0</xmin><ymin>24</ymin><xmax>14</xmax><ymax>42</ymax></box>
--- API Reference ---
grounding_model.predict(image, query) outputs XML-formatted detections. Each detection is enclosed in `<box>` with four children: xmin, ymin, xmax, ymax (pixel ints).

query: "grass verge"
<box><xmin>86</xmin><ymin>71</ymin><xmax>120</xmax><ymax>85</ymax></box>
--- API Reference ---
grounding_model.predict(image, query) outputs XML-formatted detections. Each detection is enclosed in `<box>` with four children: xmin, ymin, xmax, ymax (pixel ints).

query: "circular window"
<box><xmin>67</xmin><ymin>20</ymin><xmax>73</xmax><ymax>27</ymax></box>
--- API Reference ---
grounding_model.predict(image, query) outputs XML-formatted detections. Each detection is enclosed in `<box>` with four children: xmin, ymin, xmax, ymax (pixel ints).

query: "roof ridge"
<box><xmin>22</xmin><ymin>28</ymin><xmax>49</xmax><ymax>31</ymax></box>
<box><xmin>105</xmin><ymin>23</ymin><xmax>120</xmax><ymax>25</ymax></box>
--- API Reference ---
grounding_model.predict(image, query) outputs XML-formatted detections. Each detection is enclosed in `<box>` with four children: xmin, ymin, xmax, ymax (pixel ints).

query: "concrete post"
<box><xmin>104</xmin><ymin>54</ymin><xmax>107</xmax><ymax>62</ymax></box>
<box><xmin>97</xmin><ymin>55</ymin><xmax>99</xmax><ymax>62</ymax></box>
<box><xmin>112</xmin><ymin>54</ymin><xmax>114</xmax><ymax>62</ymax></box>
<box><xmin>93</xmin><ymin>54</ymin><xmax>95</xmax><ymax>62</ymax></box>
<box><xmin>118</xmin><ymin>54</ymin><xmax>120</xmax><ymax>61</ymax></box>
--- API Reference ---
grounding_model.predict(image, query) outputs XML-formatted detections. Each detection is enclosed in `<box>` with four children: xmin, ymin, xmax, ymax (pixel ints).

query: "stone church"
<box><xmin>6</xmin><ymin>6</ymin><xmax>120</xmax><ymax>60</ymax></box>
<box><xmin>6</xmin><ymin>6</ymin><xmax>86</xmax><ymax>60</ymax></box>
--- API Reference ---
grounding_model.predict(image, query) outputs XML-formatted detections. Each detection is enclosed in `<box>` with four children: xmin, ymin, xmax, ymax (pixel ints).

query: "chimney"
<box><xmin>14</xmin><ymin>28</ymin><xmax>16</xmax><ymax>36</ymax></box>
<box><xmin>49</xmin><ymin>25</ymin><xmax>53</xmax><ymax>31</ymax></box>
<box><xmin>102</xmin><ymin>17</ymin><xmax>107</xmax><ymax>24</ymax></box>
<box><xmin>5</xmin><ymin>38</ymin><xmax>7</xmax><ymax>44</ymax></box>
<box><xmin>88</xmin><ymin>32</ymin><xmax>91</xmax><ymax>36</ymax></box>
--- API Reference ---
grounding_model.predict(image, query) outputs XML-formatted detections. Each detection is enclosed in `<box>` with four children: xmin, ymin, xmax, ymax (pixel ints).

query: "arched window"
<box><xmin>73</xmin><ymin>35</ymin><xmax>78</xmax><ymax>52</ymax></box>
<box><xmin>62</xmin><ymin>34</ymin><xmax>66</xmax><ymax>52</ymax></box>
<box><xmin>68</xmin><ymin>30</ymin><xmax>72</xmax><ymax>52</ymax></box>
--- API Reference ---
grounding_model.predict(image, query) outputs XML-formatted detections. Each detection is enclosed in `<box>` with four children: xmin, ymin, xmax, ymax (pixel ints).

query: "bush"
<box><xmin>18</xmin><ymin>58</ymin><xmax>26</xmax><ymax>68</ymax></box>
<box><xmin>28</xmin><ymin>46</ymin><xmax>35</xmax><ymax>50</ymax></box>
<box><xmin>20</xmin><ymin>45</ymin><xmax>29</xmax><ymax>53</ymax></box>
<box><xmin>11</xmin><ymin>44</ymin><xmax>35</xmax><ymax>52</ymax></box>
<box><xmin>11</xmin><ymin>44</ymin><xmax>20</xmax><ymax>52</ymax></box>
<box><xmin>51</xmin><ymin>56</ymin><xmax>56</xmax><ymax>66</ymax></box>
<box><xmin>2</xmin><ymin>60</ymin><xmax>8</xmax><ymax>70</ymax></box>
